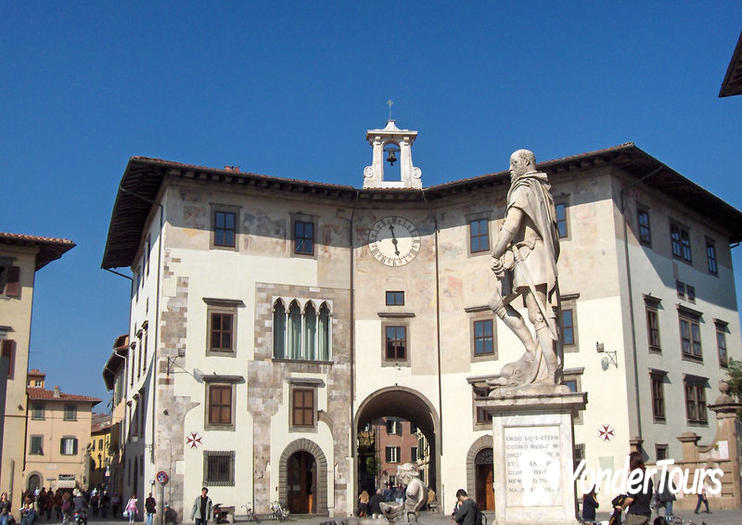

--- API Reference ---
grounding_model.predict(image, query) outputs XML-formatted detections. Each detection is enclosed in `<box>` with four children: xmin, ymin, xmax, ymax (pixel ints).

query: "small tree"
<box><xmin>726</xmin><ymin>358</ymin><xmax>742</xmax><ymax>401</ymax></box>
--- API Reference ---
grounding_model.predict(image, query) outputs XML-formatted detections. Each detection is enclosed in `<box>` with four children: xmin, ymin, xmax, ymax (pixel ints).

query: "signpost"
<box><xmin>156</xmin><ymin>471</ymin><xmax>169</xmax><ymax>525</ymax></box>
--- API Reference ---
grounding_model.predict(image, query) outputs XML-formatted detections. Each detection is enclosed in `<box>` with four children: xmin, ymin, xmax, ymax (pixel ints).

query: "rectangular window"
<box><xmin>473</xmin><ymin>319</ymin><xmax>494</xmax><ymax>356</ymax></box>
<box><xmin>637</xmin><ymin>209</ymin><xmax>651</xmax><ymax>246</ymax></box>
<box><xmin>31</xmin><ymin>402</ymin><xmax>44</xmax><ymax>420</ymax></box>
<box><xmin>716</xmin><ymin>324</ymin><xmax>728</xmax><ymax>367</ymax></box>
<box><xmin>475</xmin><ymin>406</ymin><xmax>493</xmax><ymax>425</ymax></box>
<box><xmin>555</xmin><ymin>203</ymin><xmax>568</xmax><ymax>238</ymax></box>
<box><xmin>60</xmin><ymin>437</ymin><xmax>78</xmax><ymax>455</ymax></box>
<box><xmin>385</xmin><ymin>446</ymin><xmax>400</xmax><ymax>463</ymax></box>
<box><xmin>2</xmin><ymin>265</ymin><xmax>20</xmax><ymax>297</ymax></box>
<box><xmin>679</xmin><ymin>315</ymin><xmax>702</xmax><ymax>360</ymax></box>
<box><xmin>294</xmin><ymin>220</ymin><xmax>314</xmax><ymax>255</ymax></box>
<box><xmin>410</xmin><ymin>423</ymin><xmax>417</xmax><ymax>434</ymax></box>
<box><xmin>291</xmin><ymin>388</ymin><xmax>314</xmax><ymax>427</ymax></box>
<box><xmin>203</xmin><ymin>451</ymin><xmax>235</xmax><ymax>487</ymax></box>
<box><xmin>411</xmin><ymin>447</ymin><xmax>418</xmax><ymax>462</ymax></box>
<box><xmin>385</xmin><ymin>326</ymin><xmax>407</xmax><ymax>361</ymax></box>
<box><xmin>386</xmin><ymin>291</ymin><xmax>405</xmax><ymax>306</ymax></box>
<box><xmin>469</xmin><ymin>219</ymin><xmax>490</xmax><ymax>253</ymax></box>
<box><xmin>676</xmin><ymin>280</ymin><xmax>686</xmax><ymax>299</ymax></box>
<box><xmin>214</xmin><ymin>211</ymin><xmax>236</xmax><ymax>247</ymax></box>
<box><xmin>1</xmin><ymin>340</ymin><xmax>15</xmax><ymax>379</ymax></box>
<box><xmin>386</xmin><ymin>420</ymin><xmax>402</xmax><ymax>435</ymax></box>
<box><xmin>64</xmin><ymin>404</ymin><xmax>77</xmax><ymax>421</ymax></box>
<box><xmin>706</xmin><ymin>240</ymin><xmax>718</xmax><ymax>275</ymax></box>
<box><xmin>207</xmin><ymin>385</ymin><xmax>233</xmax><ymax>426</ymax></box>
<box><xmin>564</xmin><ymin>379</ymin><xmax>578</xmax><ymax>392</ymax></box>
<box><xmin>30</xmin><ymin>435</ymin><xmax>43</xmax><ymax>455</ymax></box>
<box><xmin>686</xmin><ymin>285</ymin><xmax>696</xmax><ymax>303</ymax></box>
<box><xmin>670</xmin><ymin>223</ymin><xmax>692</xmax><ymax>263</ymax></box>
<box><xmin>684</xmin><ymin>380</ymin><xmax>708</xmax><ymax>424</ymax></box>
<box><xmin>650</xmin><ymin>373</ymin><xmax>666</xmax><ymax>421</ymax></box>
<box><xmin>562</xmin><ymin>372</ymin><xmax>583</xmax><ymax>423</ymax></box>
<box><xmin>656</xmin><ymin>444</ymin><xmax>668</xmax><ymax>461</ymax></box>
<box><xmin>562</xmin><ymin>309</ymin><xmax>575</xmax><ymax>346</ymax></box>
<box><xmin>210</xmin><ymin>312</ymin><xmax>234</xmax><ymax>352</ymax></box>
<box><xmin>646</xmin><ymin>306</ymin><xmax>661</xmax><ymax>352</ymax></box>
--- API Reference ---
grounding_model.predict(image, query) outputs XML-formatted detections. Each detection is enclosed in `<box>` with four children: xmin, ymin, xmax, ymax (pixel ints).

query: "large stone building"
<box><xmin>101</xmin><ymin>122</ymin><xmax>742</xmax><ymax>517</ymax></box>
<box><xmin>0</xmin><ymin>233</ymin><xmax>74</xmax><ymax>508</ymax></box>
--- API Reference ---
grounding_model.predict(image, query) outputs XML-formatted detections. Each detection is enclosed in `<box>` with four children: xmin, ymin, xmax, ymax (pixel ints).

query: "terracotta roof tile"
<box><xmin>27</xmin><ymin>387</ymin><xmax>101</xmax><ymax>404</ymax></box>
<box><xmin>0</xmin><ymin>232</ymin><xmax>75</xmax><ymax>270</ymax></box>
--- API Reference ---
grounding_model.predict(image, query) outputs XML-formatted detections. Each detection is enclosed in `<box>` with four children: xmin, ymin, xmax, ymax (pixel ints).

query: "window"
<box><xmin>637</xmin><ymin>208</ymin><xmax>651</xmax><ymax>246</ymax></box>
<box><xmin>273</xmin><ymin>299</ymin><xmax>331</xmax><ymax>361</ymax></box>
<box><xmin>650</xmin><ymin>373</ymin><xmax>666</xmax><ymax>421</ymax></box>
<box><xmin>31</xmin><ymin>402</ymin><xmax>44</xmax><ymax>420</ymax></box>
<box><xmin>574</xmin><ymin>444</ymin><xmax>585</xmax><ymax>470</ymax></box>
<box><xmin>646</xmin><ymin>306</ymin><xmax>661</xmax><ymax>352</ymax></box>
<box><xmin>318</xmin><ymin>303</ymin><xmax>331</xmax><ymax>361</ymax></box>
<box><xmin>670</xmin><ymin>223</ymin><xmax>692</xmax><ymax>263</ymax></box>
<box><xmin>303</xmin><ymin>303</ymin><xmax>317</xmax><ymax>361</ymax></box>
<box><xmin>64</xmin><ymin>404</ymin><xmax>77</xmax><ymax>421</ymax></box>
<box><xmin>203</xmin><ymin>450</ymin><xmax>235</xmax><ymax>486</ymax></box>
<box><xmin>207</xmin><ymin>385</ymin><xmax>233</xmax><ymax>427</ymax></box>
<box><xmin>656</xmin><ymin>444</ymin><xmax>668</xmax><ymax>461</ymax></box>
<box><xmin>716</xmin><ymin>322</ymin><xmax>729</xmax><ymax>367</ymax></box>
<box><xmin>214</xmin><ymin>211</ymin><xmax>236</xmax><ymax>247</ymax></box>
<box><xmin>562</xmin><ymin>369</ymin><xmax>584</xmax><ymax>423</ymax></box>
<box><xmin>410</xmin><ymin>422</ymin><xmax>417</xmax><ymax>434</ymax></box>
<box><xmin>411</xmin><ymin>447</ymin><xmax>418</xmax><ymax>462</ymax></box>
<box><xmin>146</xmin><ymin>235</ymin><xmax>151</xmax><ymax>276</ymax></box>
<box><xmin>273</xmin><ymin>301</ymin><xmax>286</xmax><ymax>359</ymax></box>
<box><xmin>386</xmin><ymin>420</ymin><xmax>402</xmax><ymax>435</ymax></box>
<box><xmin>684</xmin><ymin>379</ymin><xmax>708</xmax><ymax>424</ymax></box>
<box><xmin>30</xmin><ymin>435</ymin><xmax>43</xmax><ymax>455</ymax></box>
<box><xmin>91</xmin><ymin>440</ymin><xmax>95</xmax><ymax>451</ymax></box>
<box><xmin>209</xmin><ymin>312</ymin><xmax>234</xmax><ymax>352</ymax></box>
<box><xmin>1</xmin><ymin>340</ymin><xmax>15</xmax><ymax>380</ymax></box>
<box><xmin>475</xmin><ymin>406</ymin><xmax>492</xmax><ymax>425</ymax></box>
<box><xmin>679</xmin><ymin>314</ymin><xmax>702</xmax><ymax>360</ymax></box>
<box><xmin>686</xmin><ymin>285</ymin><xmax>696</xmax><ymax>303</ymax></box>
<box><xmin>473</xmin><ymin>319</ymin><xmax>494</xmax><ymax>356</ymax></box>
<box><xmin>98</xmin><ymin>438</ymin><xmax>103</xmax><ymax>450</ymax></box>
<box><xmin>385</xmin><ymin>446</ymin><xmax>401</xmax><ymax>463</ymax></box>
<box><xmin>291</xmin><ymin>388</ymin><xmax>314</xmax><ymax>427</ymax></box>
<box><xmin>386</xmin><ymin>291</ymin><xmax>405</xmax><ymax>306</ymax></box>
<box><xmin>142</xmin><ymin>330</ymin><xmax>148</xmax><ymax>371</ymax></box>
<box><xmin>564</xmin><ymin>379</ymin><xmax>577</xmax><ymax>392</ymax></box>
<box><xmin>562</xmin><ymin>308</ymin><xmax>575</xmax><ymax>347</ymax></box>
<box><xmin>388</xmin><ymin>475</ymin><xmax>396</xmax><ymax>487</ymax></box>
<box><xmin>385</xmin><ymin>326</ymin><xmax>407</xmax><ymax>361</ymax></box>
<box><xmin>706</xmin><ymin>240</ymin><xmax>718</xmax><ymax>275</ymax></box>
<box><xmin>60</xmin><ymin>437</ymin><xmax>78</xmax><ymax>455</ymax></box>
<box><xmin>555</xmin><ymin>203</ymin><xmax>568</xmax><ymax>238</ymax></box>
<box><xmin>1</xmin><ymin>265</ymin><xmax>20</xmax><ymax>297</ymax></box>
<box><xmin>294</xmin><ymin>220</ymin><xmax>314</xmax><ymax>255</ymax></box>
<box><xmin>287</xmin><ymin>301</ymin><xmax>301</xmax><ymax>359</ymax></box>
<box><xmin>676</xmin><ymin>280</ymin><xmax>686</xmax><ymax>299</ymax></box>
<box><xmin>469</xmin><ymin>219</ymin><xmax>490</xmax><ymax>253</ymax></box>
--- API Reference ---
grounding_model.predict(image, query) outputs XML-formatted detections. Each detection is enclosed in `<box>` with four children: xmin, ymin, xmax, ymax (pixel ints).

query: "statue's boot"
<box><xmin>534</xmin><ymin>325</ymin><xmax>558</xmax><ymax>384</ymax></box>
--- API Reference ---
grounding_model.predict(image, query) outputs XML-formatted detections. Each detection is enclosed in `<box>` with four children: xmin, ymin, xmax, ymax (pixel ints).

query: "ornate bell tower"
<box><xmin>362</xmin><ymin>118</ymin><xmax>422</xmax><ymax>189</ymax></box>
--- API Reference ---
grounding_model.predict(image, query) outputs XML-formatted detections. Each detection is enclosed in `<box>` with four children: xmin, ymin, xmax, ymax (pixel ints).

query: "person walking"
<box><xmin>145</xmin><ymin>494</ymin><xmax>156</xmax><ymax>525</ymax></box>
<box><xmin>656</xmin><ymin>474</ymin><xmax>676</xmax><ymax>520</ymax></box>
<box><xmin>693</xmin><ymin>481</ymin><xmax>710</xmax><ymax>514</ymax></box>
<box><xmin>20</xmin><ymin>497</ymin><xmax>38</xmax><ymax>525</ymax></box>
<box><xmin>125</xmin><ymin>495</ymin><xmax>138</xmax><ymax>524</ymax></box>
<box><xmin>190</xmin><ymin>488</ymin><xmax>212</xmax><ymax>525</ymax></box>
<box><xmin>111</xmin><ymin>493</ymin><xmax>121</xmax><ymax>519</ymax></box>
<box><xmin>0</xmin><ymin>492</ymin><xmax>12</xmax><ymax>525</ymax></box>
<box><xmin>61</xmin><ymin>493</ymin><xmax>72</xmax><ymax>525</ymax></box>
<box><xmin>581</xmin><ymin>486</ymin><xmax>599</xmax><ymax>523</ymax></box>
<box><xmin>452</xmin><ymin>490</ymin><xmax>478</xmax><ymax>525</ymax></box>
<box><xmin>614</xmin><ymin>452</ymin><xmax>653</xmax><ymax>525</ymax></box>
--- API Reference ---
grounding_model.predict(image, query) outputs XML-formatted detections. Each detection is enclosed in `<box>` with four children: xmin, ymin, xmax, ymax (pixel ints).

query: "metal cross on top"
<box><xmin>386</xmin><ymin>99</ymin><xmax>394</xmax><ymax>120</ymax></box>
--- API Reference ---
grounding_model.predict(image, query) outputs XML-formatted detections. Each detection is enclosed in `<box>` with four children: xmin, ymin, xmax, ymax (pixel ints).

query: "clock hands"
<box><xmin>388</xmin><ymin>225</ymin><xmax>400</xmax><ymax>256</ymax></box>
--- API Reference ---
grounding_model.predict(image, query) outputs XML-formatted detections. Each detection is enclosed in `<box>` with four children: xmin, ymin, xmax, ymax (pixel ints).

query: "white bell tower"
<box><xmin>362</xmin><ymin>117</ymin><xmax>422</xmax><ymax>189</ymax></box>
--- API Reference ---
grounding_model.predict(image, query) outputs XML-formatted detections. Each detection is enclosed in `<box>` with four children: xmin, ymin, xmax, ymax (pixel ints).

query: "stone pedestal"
<box><xmin>476</xmin><ymin>388</ymin><xmax>587</xmax><ymax>525</ymax></box>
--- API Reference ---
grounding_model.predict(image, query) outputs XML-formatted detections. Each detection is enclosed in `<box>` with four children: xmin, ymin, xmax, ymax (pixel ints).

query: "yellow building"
<box><xmin>24</xmin><ymin>371</ymin><xmax>101</xmax><ymax>491</ymax></box>
<box><xmin>89</xmin><ymin>413</ymin><xmax>113</xmax><ymax>489</ymax></box>
<box><xmin>1</xmin><ymin>233</ymin><xmax>74</xmax><ymax>509</ymax></box>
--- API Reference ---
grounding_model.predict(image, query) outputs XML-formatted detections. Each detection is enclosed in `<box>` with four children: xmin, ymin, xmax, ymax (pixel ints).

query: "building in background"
<box><xmin>89</xmin><ymin>413</ymin><xmax>113</xmax><ymax>490</ymax></box>
<box><xmin>100</xmin><ymin>125</ymin><xmax>742</xmax><ymax>516</ymax></box>
<box><xmin>719</xmin><ymin>31</ymin><xmax>742</xmax><ymax>97</ymax></box>
<box><xmin>375</xmin><ymin>418</ymin><xmax>419</xmax><ymax>488</ymax></box>
<box><xmin>24</xmin><ymin>372</ymin><xmax>101</xmax><ymax>491</ymax></box>
<box><xmin>0</xmin><ymin>233</ymin><xmax>74</xmax><ymax>508</ymax></box>
<box><xmin>102</xmin><ymin>334</ymin><xmax>128</xmax><ymax>495</ymax></box>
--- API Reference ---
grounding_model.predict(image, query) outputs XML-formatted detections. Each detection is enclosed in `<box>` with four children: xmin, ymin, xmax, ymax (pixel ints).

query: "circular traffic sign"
<box><xmin>156</xmin><ymin>471</ymin><xmax>169</xmax><ymax>485</ymax></box>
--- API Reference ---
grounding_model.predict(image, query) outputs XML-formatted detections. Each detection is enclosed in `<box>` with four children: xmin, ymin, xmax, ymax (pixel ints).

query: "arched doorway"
<box><xmin>474</xmin><ymin>448</ymin><xmax>494</xmax><ymax>511</ymax></box>
<box><xmin>355</xmin><ymin>387</ymin><xmax>440</xmax><ymax>499</ymax></box>
<box><xmin>27</xmin><ymin>474</ymin><xmax>42</xmax><ymax>491</ymax></box>
<box><xmin>287</xmin><ymin>451</ymin><xmax>316</xmax><ymax>514</ymax></box>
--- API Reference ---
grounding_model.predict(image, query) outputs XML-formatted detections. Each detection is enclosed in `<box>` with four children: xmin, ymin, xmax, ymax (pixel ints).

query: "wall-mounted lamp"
<box><xmin>596</xmin><ymin>342</ymin><xmax>618</xmax><ymax>369</ymax></box>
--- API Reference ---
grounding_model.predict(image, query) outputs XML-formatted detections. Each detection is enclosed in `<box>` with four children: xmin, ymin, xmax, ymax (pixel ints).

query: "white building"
<box><xmin>101</xmin><ymin>122</ymin><xmax>742</xmax><ymax>517</ymax></box>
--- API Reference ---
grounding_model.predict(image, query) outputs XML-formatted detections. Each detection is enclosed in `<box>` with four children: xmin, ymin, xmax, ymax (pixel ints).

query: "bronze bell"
<box><xmin>385</xmin><ymin>144</ymin><xmax>399</xmax><ymax>166</ymax></box>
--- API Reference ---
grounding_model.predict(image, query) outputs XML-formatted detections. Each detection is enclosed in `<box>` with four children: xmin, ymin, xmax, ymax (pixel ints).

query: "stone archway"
<box><xmin>466</xmin><ymin>434</ymin><xmax>493</xmax><ymax>507</ymax></box>
<box><xmin>279</xmin><ymin>439</ymin><xmax>328</xmax><ymax>514</ymax></box>
<box><xmin>27</xmin><ymin>473</ymin><xmax>42</xmax><ymax>491</ymax></box>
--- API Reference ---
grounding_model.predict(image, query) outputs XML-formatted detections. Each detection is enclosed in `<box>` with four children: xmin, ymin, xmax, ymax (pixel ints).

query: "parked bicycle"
<box><xmin>240</xmin><ymin>504</ymin><xmax>261</xmax><ymax>523</ymax></box>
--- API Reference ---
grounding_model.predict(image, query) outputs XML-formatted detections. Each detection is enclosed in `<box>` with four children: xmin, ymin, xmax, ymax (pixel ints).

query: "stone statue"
<box><xmin>487</xmin><ymin>149</ymin><xmax>562</xmax><ymax>388</ymax></box>
<box><xmin>379</xmin><ymin>463</ymin><xmax>427</xmax><ymax>523</ymax></box>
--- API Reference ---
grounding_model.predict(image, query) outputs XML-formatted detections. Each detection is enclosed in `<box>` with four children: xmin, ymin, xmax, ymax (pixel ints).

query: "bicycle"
<box><xmin>241</xmin><ymin>504</ymin><xmax>261</xmax><ymax>523</ymax></box>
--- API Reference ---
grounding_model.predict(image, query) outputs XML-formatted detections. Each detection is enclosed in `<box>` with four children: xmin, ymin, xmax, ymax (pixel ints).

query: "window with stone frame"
<box><xmin>562</xmin><ymin>368</ymin><xmax>584</xmax><ymax>424</ymax></box>
<box><xmin>294</xmin><ymin>220</ymin><xmax>315</xmax><ymax>255</ymax></box>
<box><xmin>684</xmin><ymin>377</ymin><xmax>708</xmax><ymax>424</ymax></box>
<box><xmin>472</xmin><ymin>318</ymin><xmax>495</xmax><ymax>357</ymax></box>
<box><xmin>555</xmin><ymin>202</ymin><xmax>568</xmax><ymax>238</ymax></box>
<box><xmin>679</xmin><ymin>310</ymin><xmax>702</xmax><ymax>361</ymax></box>
<box><xmin>272</xmin><ymin>299</ymin><xmax>331</xmax><ymax>361</ymax></box>
<box><xmin>30</xmin><ymin>435</ymin><xmax>43</xmax><ymax>455</ymax></box>
<box><xmin>716</xmin><ymin>320</ymin><xmax>729</xmax><ymax>368</ymax></box>
<box><xmin>686</xmin><ymin>285</ymin><xmax>696</xmax><ymax>303</ymax></box>
<box><xmin>203</xmin><ymin>450</ymin><xmax>235</xmax><ymax>487</ymax></box>
<box><xmin>60</xmin><ymin>437</ymin><xmax>78</xmax><ymax>455</ymax></box>
<box><xmin>656</xmin><ymin>444</ymin><xmax>668</xmax><ymax>461</ymax></box>
<box><xmin>472</xmin><ymin>386</ymin><xmax>493</xmax><ymax>429</ymax></box>
<box><xmin>637</xmin><ymin>208</ymin><xmax>652</xmax><ymax>246</ymax></box>
<box><xmin>706</xmin><ymin>239</ymin><xmax>718</xmax><ymax>276</ymax></box>
<box><xmin>650</xmin><ymin>371</ymin><xmax>666</xmax><ymax>421</ymax></box>
<box><xmin>213</xmin><ymin>210</ymin><xmax>237</xmax><ymax>248</ymax></box>
<box><xmin>385</xmin><ymin>325</ymin><xmax>407</xmax><ymax>362</ymax></box>
<box><xmin>0</xmin><ymin>262</ymin><xmax>20</xmax><ymax>298</ymax></box>
<box><xmin>670</xmin><ymin>222</ymin><xmax>692</xmax><ymax>263</ymax></box>
<box><xmin>469</xmin><ymin>218</ymin><xmax>490</xmax><ymax>253</ymax></box>
<box><xmin>31</xmin><ymin>402</ymin><xmax>44</xmax><ymax>420</ymax></box>
<box><xmin>64</xmin><ymin>404</ymin><xmax>77</xmax><ymax>421</ymax></box>
<box><xmin>291</xmin><ymin>387</ymin><xmax>315</xmax><ymax>428</ymax></box>
<box><xmin>207</xmin><ymin>384</ymin><xmax>233</xmax><ymax>428</ymax></box>
<box><xmin>645</xmin><ymin>298</ymin><xmax>661</xmax><ymax>352</ymax></box>
<box><xmin>386</xmin><ymin>291</ymin><xmax>405</xmax><ymax>306</ymax></box>
<box><xmin>1</xmin><ymin>340</ymin><xmax>15</xmax><ymax>380</ymax></box>
<box><xmin>560</xmin><ymin>300</ymin><xmax>578</xmax><ymax>351</ymax></box>
<box><xmin>676</xmin><ymin>280</ymin><xmax>686</xmax><ymax>299</ymax></box>
<box><xmin>209</xmin><ymin>311</ymin><xmax>234</xmax><ymax>353</ymax></box>
<box><xmin>386</xmin><ymin>419</ymin><xmax>402</xmax><ymax>436</ymax></box>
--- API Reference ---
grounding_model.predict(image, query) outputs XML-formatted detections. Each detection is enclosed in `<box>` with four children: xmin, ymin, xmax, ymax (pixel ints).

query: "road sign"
<box><xmin>156</xmin><ymin>471</ymin><xmax>169</xmax><ymax>485</ymax></box>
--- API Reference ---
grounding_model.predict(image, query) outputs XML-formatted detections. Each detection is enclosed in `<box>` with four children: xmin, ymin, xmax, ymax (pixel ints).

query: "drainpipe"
<box><xmin>619</xmin><ymin>166</ymin><xmax>663</xmax><ymax>446</ymax></box>
<box><xmin>349</xmin><ymin>190</ymin><xmax>359</xmax><ymax>505</ymax></box>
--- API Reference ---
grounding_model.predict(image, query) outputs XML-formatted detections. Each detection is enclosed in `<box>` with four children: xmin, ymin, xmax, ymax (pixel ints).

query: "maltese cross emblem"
<box><xmin>186</xmin><ymin>432</ymin><xmax>203</xmax><ymax>449</ymax></box>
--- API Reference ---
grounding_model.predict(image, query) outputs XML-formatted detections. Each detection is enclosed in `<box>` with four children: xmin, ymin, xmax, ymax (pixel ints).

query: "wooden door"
<box><xmin>287</xmin><ymin>451</ymin><xmax>316</xmax><ymax>514</ymax></box>
<box><xmin>475</xmin><ymin>448</ymin><xmax>495</xmax><ymax>511</ymax></box>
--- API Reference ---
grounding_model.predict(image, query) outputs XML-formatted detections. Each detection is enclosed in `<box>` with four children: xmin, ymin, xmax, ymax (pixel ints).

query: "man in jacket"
<box><xmin>452</xmin><ymin>490</ymin><xmax>479</xmax><ymax>525</ymax></box>
<box><xmin>191</xmin><ymin>488</ymin><xmax>213</xmax><ymax>525</ymax></box>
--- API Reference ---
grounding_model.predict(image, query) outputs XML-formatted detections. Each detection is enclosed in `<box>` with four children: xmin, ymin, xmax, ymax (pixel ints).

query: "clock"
<box><xmin>368</xmin><ymin>216</ymin><xmax>421</xmax><ymax>266</ymax></box>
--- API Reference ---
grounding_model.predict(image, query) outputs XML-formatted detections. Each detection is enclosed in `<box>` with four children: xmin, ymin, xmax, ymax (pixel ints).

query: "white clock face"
<box><xmin>368</xmin><ymin>216</ymin><xmax>421</xmax><ymax>267</ymax></box>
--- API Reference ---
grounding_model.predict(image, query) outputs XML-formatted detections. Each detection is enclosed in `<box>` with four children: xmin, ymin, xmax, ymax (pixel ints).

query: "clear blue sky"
<box><xmin>2</xmin><ymin>2</ymin><xmax>741</xmax><ymax>406</ymax></box>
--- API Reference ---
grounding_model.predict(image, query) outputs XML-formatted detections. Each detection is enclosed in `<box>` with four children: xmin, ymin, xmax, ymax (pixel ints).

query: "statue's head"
<box><xmin>509</xmin><ymin>149</ymin><xmax>536</xmax><ymax>179</ymax></box>
<box><xmin>396</xmin><ymin>463</ymin><xmax>419</xmax><ymax>484</ymax></box>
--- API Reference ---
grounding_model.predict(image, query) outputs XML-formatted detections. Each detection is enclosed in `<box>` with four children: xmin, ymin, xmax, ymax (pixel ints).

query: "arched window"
<box><xmin>287</xmin><ymin>301</ymin><xmax>302</xmax><ymax>359</ymax></box>
<box><xmin>304</xmin><ymin>303</ymin><xmax>317</xmax><ymax>361</ymax></box>
<box><xmin>318</xmin><ymin>303</ymin><xmax>331</xmax><ymax>361</ymax></box>
<box><xmin>273</xmin><ymin>301</ymin><xmax>286</xmax><ymax>358</ymax></box>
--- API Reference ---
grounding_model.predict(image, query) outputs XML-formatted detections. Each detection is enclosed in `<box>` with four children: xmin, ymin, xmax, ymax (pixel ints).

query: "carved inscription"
<box><xmin>504</xmin><ymin>426</ymin><xmax>561</xmax><ymax>506</ymax></box>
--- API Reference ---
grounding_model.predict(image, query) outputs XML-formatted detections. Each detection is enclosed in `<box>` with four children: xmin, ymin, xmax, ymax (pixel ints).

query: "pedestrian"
<box><xmin>190</xmin><ymin>488</ymin><xmax>212</xmax><ymax>525</ymax></box>
<box><xmin>90</xmin><ymin>493</ymin><xmax>99</xmax><ymax>519</ymax></box>
<box><xmin>54</xmin><ymin>490</ymin><xmax>62</xmax><ymax>520</ymax></box>
<box><xmin>125</xmin><ymin>495</ymin><xmax>138</xmax><ymax>524</ymax></box>
<box><xmin>656</xmin><ymin>474</ymin><xmax>675</xmax><ymax>520</ymax></box>
<box><xmin>0</xmin><ymin>492</ymin><xmax>12</xmax><ymax>525</ymax></box>
<box><xmin>111</xmin><ymin>493</ymin><xmax>121</xmax><ymax>519</ymax></box>
<box><xmin>452</xmin><ymin>489</ymin><xmax>478</xmax><ymax>525</ymax></box>
<box><xmin>381</xmin><ymin>483</ymin><xmax>393</xmax><ymax>503</ymax></box>
<box><xmin>145</xmin><ymin>494</ymin><xmax>156</xmax><ymax>525</ymax></box>
<box><xmin>614</xmin><ymin>452</ymin><xmax>653</xmax><ymax>525</ymax></box>
<box><xmin>358</xmin><ymin>490</ymin><xmax>369</xmax><ymax>517</ymax></box>
<box><xmin>369</xmin><ymin>489</ymin><xmax>383</xmax><ymax>519</ymax></box>
<box><xmin>72</xmin><ymin>490</ymin><xmax>88</xmax><ymax>525</ymax></box>
<box><xmin>581</xmin><ymin>485</ymin><xmax>599</xmax><ymax>523</ymax></box>
<box><xmin>393</xmin><ymin>484</ymin><xmax>404</xmax><ymax>504</ymax></box>
<box><xmin>20</xmin><ymin>497</ymin><xmax>38</xmax><ymax>525</ymax></box>
<box><xmin>61</xmin><ymin>493</ymin><xmax>72</xmax><ymax>525</ymax></box>
<box><xmin>101</xmin><ymin>491</ymin><xmax>110</xmax><ymax>519</ymax></box>
<box><xmin>693</xmin><ymin>480</ymin><xmax>710</xmax><ymax>514</ymax></box>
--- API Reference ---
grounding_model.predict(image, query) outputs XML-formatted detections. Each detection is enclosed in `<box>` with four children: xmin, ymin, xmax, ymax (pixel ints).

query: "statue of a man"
<box><xmin>379</xmin><ymin>464</ymin><xmax>427</xmax><ymax>522</ymax></box>
<box><xmin>488</xmin><ymin>149</ymin><xmax>561</xmax><ymax>387</ymax></box>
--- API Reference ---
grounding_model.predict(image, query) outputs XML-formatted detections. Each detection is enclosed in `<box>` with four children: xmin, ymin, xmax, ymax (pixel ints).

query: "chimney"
<box><xmin>53</xmin><ymin>386</ymin><xmax>61</xmax><ymax>398</ymax></box>
<box><xmin>224</xmin><ymin>165</ymin><xmax>240</xmax><ymax>172</ymax></box>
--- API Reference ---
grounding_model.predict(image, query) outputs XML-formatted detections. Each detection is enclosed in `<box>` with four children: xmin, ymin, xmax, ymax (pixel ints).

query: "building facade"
<box><xmin>90</xmin><ymin>413</ymin><xmax>113</xmax><ymax>490</ymax></box>
<box><xmin>0</xmin><ymin>233</ymin><xmax>74</xmax><ymax>509</ymax></box>
<box><xmin>102</xmin><ymin>334</ymin><xmax>129</xmax><ymax>495</ymax></box>
<box><xmin>25</xmin><ymin>375</ymin><xmax>101</xmax><ymax>491</ymax></box>
<box><xmin>101</xmin><ymin>126</ymin><xmax>742</xmax><ymax>517</ymax></box>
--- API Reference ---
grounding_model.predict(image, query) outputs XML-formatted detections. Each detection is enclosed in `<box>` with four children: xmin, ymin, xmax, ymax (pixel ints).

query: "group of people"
<box><xmin>581</xmin><ymin>452</ymin><xmax>714</xmax><ymax>525</ymax></box>
<box><xmin>357</xmin><ymin>480</ymin><xmax>428</xmax><ymax>518</ymax></box>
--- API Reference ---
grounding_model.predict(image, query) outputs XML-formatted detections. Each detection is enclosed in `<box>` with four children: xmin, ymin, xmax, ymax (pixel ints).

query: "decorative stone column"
<box><xmin>706</xmin><ymin>381</ymin><xmax>742</xmax><ymax>509</ymax></box>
